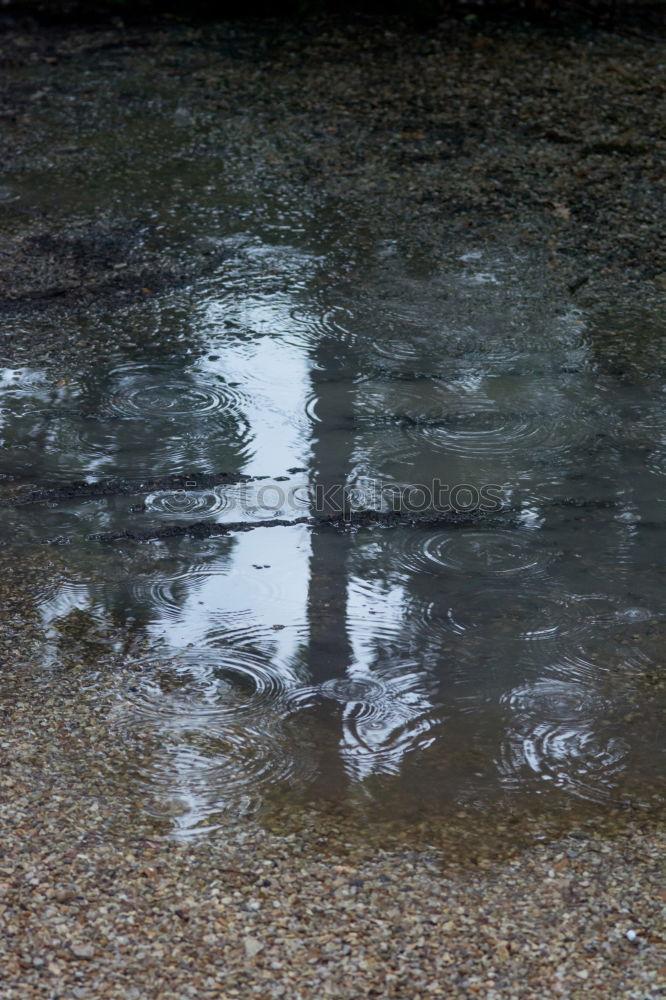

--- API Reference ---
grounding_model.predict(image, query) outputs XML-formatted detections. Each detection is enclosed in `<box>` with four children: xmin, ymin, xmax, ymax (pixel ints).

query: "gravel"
<box><xmin>0</xmin><ymin>11</ymin><xmax>664</xmax><ymax>349</ymax></box>
<box><xmin>0</xmin><ymin>671</ymin><xmax>664</xmax><ymax>1000</ymax></box>
<box><xmin>0</xmin><ymin>11</ymin><xmax>664</xmax><ymax>999</ymax></box>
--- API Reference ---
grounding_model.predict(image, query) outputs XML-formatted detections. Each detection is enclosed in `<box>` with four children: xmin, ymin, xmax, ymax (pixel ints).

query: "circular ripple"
<box><xmin>442</xmin><ymin>588</ymin><xmax>582</xmax><ymax>641</ymax></box>
<box><xmin>497</xmin><ymin>679</ymin><xmax>628</xmax><ymax>800</ymax></box>
<box><xmin>542</xmin><ymin>637</ymin><xmax>661</xmax><ymax>688</ymax></box>
<box><xmin>575</xmin><ymin>595</ymin><xmax>655</xmax><ymax>629</ymax></box>
<box><xmin>133</xmin><ymin>567</ymin><xmax>288</xmax><ymax>633</ymax></box>
<box><xmin>340</xmin><ymin>711</ymin><xmax>438</xmax><ymax>781</ymax></box>
<box><xmin>361</xmin><ymin>375</ymin><xmax>595</xmax><ymax>459</ymax></box>
<box><xmin>106</xmin><ymin>364</ymin><xmax>246</xmax><ymax>419</ymax></box>
<box><xmin>396</xmin><ymin>530</ymin><xmax>548</xmax><ymax>578</ymax></box>
<box><xmin>288</xmin><ymin>298</ymin><xmax>356</xmax><ymax>349</ymax></box>
<box><xmin>0</xmin><ymin>361</ymin><xmax>253</xmax><ymax>480</ymax></box>
<box><xmin>122</xmin><ymin>647</ymin><xmax>297</xmax><ymax>726</ymax></box>
<box><xmin>441</xmin><ymin>589</ymin><xmax>655</xmax><ymax>643</ymax></box>
<box><xmin>289</xmin><ymin>662</ymin><xmax>439</xmax><ymax>780</ymax></box>
<box><xmin>369</xmin><ymin>328</ymin><xmax>528</xmax><ymax>370</ymax></box>
<box><xmin>336</xmin><ymin>665</ymin><xmax>439</xmax><ymax>779</ymax></box>
<box><xmin>503</xmin><ymin>678</ymin><xmax>606</xmax><ymax>722</ymax></box>
<box><xmin>144</xmin><ymin>489</ymin><xmax>231</xmax><ymax>519</ymax></box>
<box><xmin>117</xmin><ymin>644</ymin><xmax>314</xmax><ymax>831</ymax></box>
<box><xmin>319</xmin><ymin>675</ymin><xmax>387</xmax><ymax>704</ymax></box>
<box><xmin>126</xmin><ymin>720</ymin><xmax>314</xmax><ymax>834</ymax></box>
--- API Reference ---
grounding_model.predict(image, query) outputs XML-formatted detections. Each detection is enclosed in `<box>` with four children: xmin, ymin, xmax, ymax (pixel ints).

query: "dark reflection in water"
<box><xmin>1</xmin><ymin>236</ymin><xmax>665</xmax><ymax>837</ymax></box>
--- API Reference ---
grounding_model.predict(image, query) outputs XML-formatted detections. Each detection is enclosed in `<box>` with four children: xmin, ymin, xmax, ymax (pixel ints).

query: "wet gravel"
<box><xmin>0</xmin><ymin>10</ymin><xmax>664</xmax><ymax>999</ymax></box>
<box><xmin>0</xmin><ymin>11</ymin><xmax>665</xmax><ymax>354</ymax></box>
<box><xmin>0</xmin><ymin>629</ymin><xmax>664</xmax><ymax>999</ymax></box>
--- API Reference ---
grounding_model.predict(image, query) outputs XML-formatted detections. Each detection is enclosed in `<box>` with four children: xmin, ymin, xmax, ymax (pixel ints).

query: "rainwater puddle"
<box><xmin>1</xmin><ymin>92</ymin><xmax>664</xmax><ymax>840</ymax></box>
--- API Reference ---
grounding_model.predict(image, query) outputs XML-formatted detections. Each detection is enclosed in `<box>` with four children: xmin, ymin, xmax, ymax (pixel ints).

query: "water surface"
<box><xmin>1</xmin><ymin>65</ymin><xmax>664</xmax><ymax>838</ymax></box>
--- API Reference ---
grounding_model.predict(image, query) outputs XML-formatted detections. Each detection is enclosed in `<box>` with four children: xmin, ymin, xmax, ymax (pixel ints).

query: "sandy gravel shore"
<box><xmin>0</xmin><ymin>10</ymin><xmax>664</xmax><ymax>999</ymax></box>
<box><xmin>0</xmin><ymin>649</ymin><xmax>664</xmax><ymax>1000</ymax></box>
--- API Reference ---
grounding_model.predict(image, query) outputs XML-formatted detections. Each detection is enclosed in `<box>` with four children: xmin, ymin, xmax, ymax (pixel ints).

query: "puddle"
<box><xmin>0</xmin><ymin>50</ymin><xmax>664</xmax><ymax>841</ymax></box>
<box><xmin>3</xmin><ymin>239</ymin><xmax>664</xmax><ymax>840</ymax></box>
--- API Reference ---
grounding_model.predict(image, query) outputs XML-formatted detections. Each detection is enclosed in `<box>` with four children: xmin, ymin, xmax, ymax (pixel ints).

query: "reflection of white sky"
<box><xmin>145</xmin><ymin>292</ymin><xmax>316</xmax><ymax>828</ymax></box>
<box><xmin>199</xmin><ymin>304</ymin><xmax>312</xmax><ymax>478</ymax></box>
<box><xmin>347</xmin><ymin>578</ymin><xmax>405</xmax><ymax>678</ymax></box>
<box><xmin>173</xmin><ymin>299</ymin><xmax>315</xmax><ymax>668</ymax></box>
<box><xmin>341</xmin><ymin>576</ymin><xmax>436</xmax><ymax>780</ymax></box>
<box><xmin>153</xmin><ymin>525</ymin><xmax>310</xmax><ymax>674</ymax></box>
<box><xmin>196</xmin><ymin>287</ymin><xmax>439</xmax><ymax>790</ymax></box>
<box><xmin>200</xmin><ymin>341</ymin><xmax>310</xmax><ymax>477</ymax></box>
